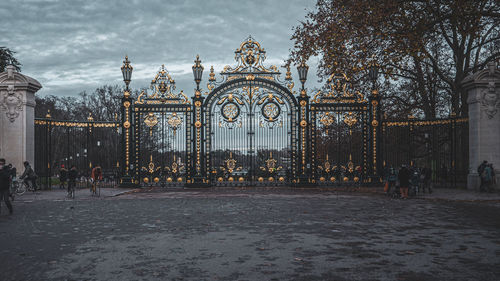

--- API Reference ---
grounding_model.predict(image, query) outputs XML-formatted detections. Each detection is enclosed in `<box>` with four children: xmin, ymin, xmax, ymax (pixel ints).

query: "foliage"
<box><xmin>290</xmin><ymin>0</ymin><xmax>500</xmax><ymax>118</ymax></box>
<box><xmin>35</xmin><ymin>85</ymin><xmax>128</xmax><ymax>121</ymax></box>
<box><xmin>0</xmin><ymin>47</ymin><xmax>22</xmax><ymax>72</ymax></box>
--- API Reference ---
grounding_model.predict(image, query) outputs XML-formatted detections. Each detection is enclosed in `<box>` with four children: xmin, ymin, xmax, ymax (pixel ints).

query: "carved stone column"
<box><xmin>463</xmin><ymin>62</ymin><xmax>500</xmax><ymax>190</ymax></box>
<box><xmin>0</xmin><ymin>65</ymin><xmax>42</xmax><ymax>171</ymax></box>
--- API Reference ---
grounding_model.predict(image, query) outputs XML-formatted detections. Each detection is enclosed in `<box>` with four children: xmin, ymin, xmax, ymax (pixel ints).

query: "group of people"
<box><xmin>58</xmin><ymin>164</ymin><xmax>79</xmax><ymax>196</ymax></box>
<box><xmin>478</xmin><ymin>161</ymin><xmax>496</xmax><ymax>192</ymax></box>
<box><xmin>384</xmin><ymin>164</ymin><xmax>433</xmax><ymax>199</ymax></box>
<box><xmin>0</xmin><ymin>159</ymin><xmax>38</xmax><ymax>214</ymax></box>
<box><xmin>58</xmin><ymin>164</ymin><xmax>103</xmax><ymax>197</ymax></box>
<box><xmin>384</xmin><ymin>161</ymin><xmax>497</xmax><ymax>198</ymax></box>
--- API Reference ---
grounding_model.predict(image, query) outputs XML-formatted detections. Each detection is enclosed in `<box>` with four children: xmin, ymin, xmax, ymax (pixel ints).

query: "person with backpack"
<box><xmin>0</xmin><ymin>158</ymin><xmax>13</xmax><ymax>215</ymax></box>
<box><xmin>59</xmin><ymin>164</ymin><xmax>68</xmax><ymax>190</ymax></box>
<box><xmin>386</xmin><ymin>166</ymin><xmax>398</xmax><ymax>196</ymax></box>
<box><xmin>7</xmin><ymin>164</ymin><xmax>17</xmax><ymax>200</ymax></box>
<box><xmin>19</xmin><ymin>161</ymin><xmax>38</xmax><ymax>191</ymax></box>
<box><xmin>67</xmin><ymin>165</ymin><xmax>78</xmax><ymax>197</ymax></box>
<box><xmin>478</xmin><ymin>160</ymin><xmax>488</xmax><ymax>192</ymax></box>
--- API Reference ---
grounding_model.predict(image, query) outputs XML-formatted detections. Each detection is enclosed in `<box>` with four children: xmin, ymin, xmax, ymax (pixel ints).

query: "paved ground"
<box><xmin>0</xmin><ymin>187</ymin><xmax>499</xmax><ymax>280</ymax></box>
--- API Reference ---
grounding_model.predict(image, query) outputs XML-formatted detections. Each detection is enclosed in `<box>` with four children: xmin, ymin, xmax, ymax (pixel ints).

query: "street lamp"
<box><xmin>297</xmin><ymin>61</ymin><xmax>309</xmax><ymax>90</ymax></box>
<box><xmin>192</xmin><ymin>55</ymin><xmax>204</xmax><ymax>90</ymax></box>
<box><xmin>368</xmin><ymin>60</ymin><xmax>378</xmax><ymax>90</ymax></box>
<box><xmin>121</xmin><ymin>55</ymin><xmax>133</xmax><ymax>91</ymax></box>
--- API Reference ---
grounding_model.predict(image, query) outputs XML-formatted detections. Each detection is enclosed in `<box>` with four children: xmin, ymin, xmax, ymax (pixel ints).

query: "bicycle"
<box><xmin>14</xmin><ymin>179</ymin><xmax>35</xmax><ymax>195</ymax></box>
<box><xmin>91</xmin><ymin>179</ymin><xmax>101</xmax><ymax>197</ymax></box>
<box><xmin>68</xmin><ymin>180</ymin><xmax>76</xmax><ymax>199</ymax></box>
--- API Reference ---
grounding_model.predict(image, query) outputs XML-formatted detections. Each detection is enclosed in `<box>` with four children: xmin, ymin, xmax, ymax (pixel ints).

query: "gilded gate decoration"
<box><xmin>311</xmin><ymin>73</ymin><xmax>375</xmax><ymax>184</ymax></box>
<box><xmin>127</xmin><ymin>65</ymin><xmax>192</xmax><ymax>186</ymax></box>
<box><xmin>116</xmin><ymin>36</ymin><xmax>381</xmax><ymax>187</ymax></box>
<box><xmin>202</xmin><ymin>36</ymin><xmax>298</xmax><ymax>185</ymax></box>
<box><xmin>33</xmin><ymin>38</ymin><xmax>471</xmax><ymax>188</ymax></box>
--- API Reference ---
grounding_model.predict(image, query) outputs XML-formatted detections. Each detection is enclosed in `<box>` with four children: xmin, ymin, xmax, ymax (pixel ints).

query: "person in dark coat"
<box><xmin>422</xmin><ymin>167</ymin><xmax>432</xmax><ymax>194</ymax></box>
<box><xmin>478</xmin><ymin>160</ymin><xmax>488</xmax><ymax>192</ymax></box>
<box><xmin>67</xmin><ymin>165</ymin><xmax>78</xmax><ymax>195</ymax></box>
<box><xmin>20</xmin><ymin>161</ymin><xmax>38</xmax><ymax>191</ymax></box>
<box><xmin>59</xmin><ymin>165</ymin><xmax>68</xmax><ymax>190</ymax></box>
<box><xmin>398</xmin><ymin>165</ymin><xmax>411</xmax><ymax>199</ymax></box>
<box><xmin>0</xmin><ymin>158</ymin><xmax>13</xmax><ymax>214</ymax></box>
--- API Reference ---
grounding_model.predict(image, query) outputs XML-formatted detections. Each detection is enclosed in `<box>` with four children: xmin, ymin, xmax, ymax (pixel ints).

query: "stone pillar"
<box><xmin>463</xmin><ymin>62</ymin><xmax>500</xmax><ymax>190</ymax></box>
<box><xmin>0</xmin><ymin>65</ymin><xmax>42</xmax><ymax>172</ymax></box>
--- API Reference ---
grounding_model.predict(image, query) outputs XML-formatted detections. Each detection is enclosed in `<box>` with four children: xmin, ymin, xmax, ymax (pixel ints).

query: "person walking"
<box><xmin>19</xmin><ymin>161</ymin><xmax>38</xmax><ymax>191</ymax></box>
<box><xmin>67</xmin><ymin>165</ymin><xmax>78</xmax><ymax>196</ymax></box>
<box><xmin>90</xmin><ymin>165</ymin><xmax>103</xmax><ymax>195</ymax></box>
<box><xmin>59</xmin><ymin>165</ymin><xmax>68</xmax><ymax>190</ymax></box>
<box><xmin>482</xmin><ymin>163</ymin><xmax>496</xmax><ymax>193</ymax></box>
<box><xmin>422</xmin><ymin>167</ymin><xmax>432</xmax><ymax>194</ymax></box>
<box><xmin>7</xmin><ymin>164</ymin><xmax>17</xmax><ymax>200</ymax></box>
<box><xmin>386</xmin><ymin>166</ymin><xmax>398</xmax><ymax>196</ymax></box>
<box><xmin>0</xmin><ymin>158</ymin><xmax>13</xmax><ymax>215</ymax></box>
<box><xmin>398</xmin><ymin>165</ymin><xmax>410</xmax><ymax>199</ymax></box>
<box><xmin>478</xmin><ymin>160</ymin><xmax>488</xmax><ymax>192</ymax></box>
<box><xmin>439</xmin><ymin>163</ymin><xmax>447</xmax><ymax>188</ymax></box>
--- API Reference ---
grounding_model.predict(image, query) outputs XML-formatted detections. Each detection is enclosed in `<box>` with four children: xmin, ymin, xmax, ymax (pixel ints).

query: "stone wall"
<box><xmin>0</xmin><ymin>65</ymin><xmax>42</xmax><ymax>172</ymax></box>
<box><xmin>463</xmin><ymin>62</ymin><xmax>500</xmax><ymax>190</ymax></box>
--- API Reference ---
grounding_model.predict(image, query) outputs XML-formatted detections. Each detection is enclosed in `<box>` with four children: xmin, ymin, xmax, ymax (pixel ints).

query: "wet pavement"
<box><xmin>0</xmin><ymin>187</ymin><xmax>499</xmax><ymax>280</ymax></box>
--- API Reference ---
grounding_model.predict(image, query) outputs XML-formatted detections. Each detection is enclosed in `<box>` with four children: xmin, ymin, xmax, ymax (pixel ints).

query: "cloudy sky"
<box><xmin>1</xmin><ymin>0</ymin><xmax>320</xmax><ymax>97</ymax></box>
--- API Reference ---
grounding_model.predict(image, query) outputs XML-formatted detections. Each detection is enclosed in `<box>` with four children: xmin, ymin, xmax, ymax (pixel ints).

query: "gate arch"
<box><xmin>197</xmin><ymin>36</ymin><xmax>300</xmax><ymax>186</ymax></box>
<box><xmin>203</xmin><ymin>77</ymin><xmax>299</xmax><ymax>185</ymax></box>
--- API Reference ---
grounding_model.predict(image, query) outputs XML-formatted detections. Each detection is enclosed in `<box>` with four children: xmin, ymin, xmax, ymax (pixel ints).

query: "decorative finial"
<box><xmin>45</xmin><ymin>109</ymin><xmax>51</xmax><ymax>119</ymax></box>
<box><xmin>6</xmin><ymin>65</ymin><xmax>15</xmax><ymax>79</ymax></box>
<box><xmin>87</xmin><ymin>112</ymin><xmax>94</xmax><ymax>122</ymax></box>
<box><xmin>209</xmin><ymin>66</ymin><xmax>215</xmax><ymax>82</ymax></box>
<box><xmin>121</xmin><ymin>55</ymin><xmax>133</xmax><ymax>90</ymax></box>
<box><xmin>285</xmin><ymin>65</ymin><xmax>292</xmax><ymax>80</ymax></box>
<box><xmin>192</xmin><ymin>55</ymin><xmax>204</xmax><ymax>90</ymax></box>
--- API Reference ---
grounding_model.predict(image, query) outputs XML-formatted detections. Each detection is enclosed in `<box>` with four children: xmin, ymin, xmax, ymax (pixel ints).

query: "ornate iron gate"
<box><xmin>129</xmin><ymin>65</ymin><xmax>192</xmax><ymax>186</ymax></box>
<box><xmin>118</xmin><ymin>36</ymin><xmax>381</xmax><ymax>187</ymax></box>
<box><xmin>201</xmin><ymin>37</ymin><xmax>298</xmax><ymax>185</ymax></box>
<box><xmin>310</xmin><ymin>74</ymin><xmax>372</xmax><ymax>184</ymax></box>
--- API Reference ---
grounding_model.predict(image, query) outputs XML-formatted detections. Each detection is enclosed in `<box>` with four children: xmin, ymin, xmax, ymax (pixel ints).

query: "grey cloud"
<box><xmin>1</xmin><ymin>0</ymin><xmax>320</xmax><ymax>97</ymax></box>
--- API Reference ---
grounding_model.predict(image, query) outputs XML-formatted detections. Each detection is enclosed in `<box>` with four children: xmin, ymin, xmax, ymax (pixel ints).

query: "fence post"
<box><xmin>450</xmin><ymin>112</ymin><xmax>457</xmax><ymax>188</ymax></box>
<box><xmin>408</xmin><ymin>115</ymin><xmax>415</xmax><ymax>166</ymax></box>
<box><xmin>368</xmin><ymin>88</ymin><xmax>381</xmax><ymax>181</ymax></box>
<box><xmin>298</xmin><ymin>89</ymin><xmax>311</xmax><ymax>185</ymax></box>
<box><xmin>191</xmin><ymin>90</ymin><xmax>206</xmax><ymax>186</ymax></box>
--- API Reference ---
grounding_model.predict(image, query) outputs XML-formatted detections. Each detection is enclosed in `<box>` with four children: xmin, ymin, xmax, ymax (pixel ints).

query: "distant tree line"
<box><xmin>34</xmin><ymin>85</ymin><xmax>128</xmax><ymax>121</ymax></box>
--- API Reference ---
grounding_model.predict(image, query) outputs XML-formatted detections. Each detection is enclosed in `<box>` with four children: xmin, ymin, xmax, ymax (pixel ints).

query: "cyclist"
<box><xmin>19</xmin><ymin>161</ymin><xmax>38</xmax><ymax>191</ymax></box>
<box><xmin>68</xmin><ymin>165</ymin><xmax>78</xmax><ymax>197</ymax></box>
<box><xmin>90</xmin><ymin>166</ymin><xmax>103</xmax><ymax>195</ymax></box>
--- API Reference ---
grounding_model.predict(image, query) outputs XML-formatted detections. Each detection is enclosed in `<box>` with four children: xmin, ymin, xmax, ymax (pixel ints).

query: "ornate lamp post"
<box><xmin>120</xmin><ymin>55</ymin><xmax>136</xmax><ymax>187</ymax></box>
<box><xmin>296</xmin><ymin>61</ymin><xmax>311</xmax><ymax>185</ymax></box>
<box><xmin>192</xmin><ymin>55</ymin><xmax>204</xmax><ymax>91</ymax></box>
<box><xmin>368</xmin><ymin>59</ymin><xmax>381</xmax><ymax>181</ymax></box>
<box><xmin>297</xmin><ymin>61</ymin><xmax>309</xmax><ymax>91</ymax></box>
<box><xmin>368</xmin><ymin>61</ymin><xmax>379</xmax><ymax>90</ymax></box>
<box><xmin>121</xmin><ymin>56</ymin><xmax>133</xmax><ymax>91</ymax></box>
<box><xmin>191</xmin><ymin>55</ymin><xmax>206</xmax><ymax>185</ymax></box>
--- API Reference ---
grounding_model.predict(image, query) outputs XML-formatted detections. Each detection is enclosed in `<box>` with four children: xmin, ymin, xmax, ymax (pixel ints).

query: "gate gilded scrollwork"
<box><xmin>202</xmin><ymin>36</ymin><xmax>298</xmax><ymax>185</ymax></box>
<box><xmin>130</xmin><ymin>65</ymin><xmax>192</xmax><ymax>186</ymax></box>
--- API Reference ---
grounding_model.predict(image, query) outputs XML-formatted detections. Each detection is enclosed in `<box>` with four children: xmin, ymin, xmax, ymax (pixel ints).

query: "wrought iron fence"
<box><xmin>32</xmin><ymin>37</ymin><xmax>470</xmax><ymax>189</ymax></box>
<box><xmin>34</xmin><ymin>115</ymin><xmax>120</xmax><ymax>189</ymax></box>
<box><xmin>381</xmin><ymin>115</ymin><xmax>469</xmax><ymax>188</ymax></box>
